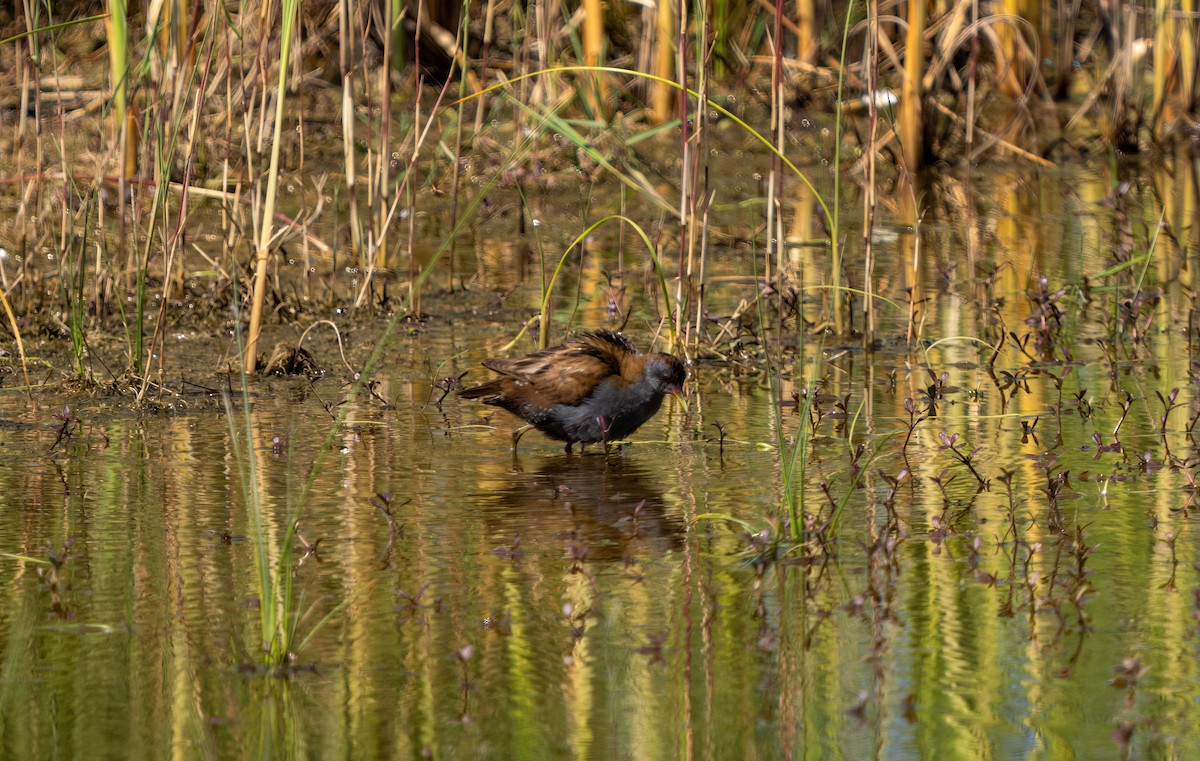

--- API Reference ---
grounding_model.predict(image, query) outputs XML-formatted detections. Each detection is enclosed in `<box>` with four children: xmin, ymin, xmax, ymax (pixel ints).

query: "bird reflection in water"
<box><xmin>474</xmin><ymin>456</ymin><xmax>685</xmax><ymax>563</ymax></box>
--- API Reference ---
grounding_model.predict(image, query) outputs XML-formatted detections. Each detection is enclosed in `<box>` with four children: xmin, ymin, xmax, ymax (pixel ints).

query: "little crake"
<box><xmin>459</xmin><ymin>330</ymin><xmax>686</xmax><ymax>451</ymax></box>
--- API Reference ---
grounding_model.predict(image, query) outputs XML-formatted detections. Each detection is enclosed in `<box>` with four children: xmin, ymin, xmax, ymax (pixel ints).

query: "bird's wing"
<box><xmin>575</xmin><ymin>330</ymin><xmax>639</xmax><ymax>359</ymax></box>
<box><xmin>480</xmin><ymin>332</ymin><xmax>635</xmax><ymax>406</ymax></box>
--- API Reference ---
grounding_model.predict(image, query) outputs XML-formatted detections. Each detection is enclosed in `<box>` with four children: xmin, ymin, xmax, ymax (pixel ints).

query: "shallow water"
<box><xmin>3</xmin><ymin>149</ymin><xmax>1200</xmax><ymax>760</ymax></box>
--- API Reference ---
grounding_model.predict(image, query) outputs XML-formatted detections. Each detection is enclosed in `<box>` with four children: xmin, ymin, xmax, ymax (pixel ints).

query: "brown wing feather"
<box><xmin>467</xmin><ymin>330</ymin><xmax>640</xmax><ymax>407</ymax></box>
<box><xmin>575</xmin><ymin>330</ymin><xmax>638</xmax><ymax>363</ymax></box>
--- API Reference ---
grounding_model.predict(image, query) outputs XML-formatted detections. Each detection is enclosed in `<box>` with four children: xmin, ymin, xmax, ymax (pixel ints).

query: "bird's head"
<box><xmin>644</xmin><ymin>354</ymin><xmax>687</xmax><ymax>396</ymax></box>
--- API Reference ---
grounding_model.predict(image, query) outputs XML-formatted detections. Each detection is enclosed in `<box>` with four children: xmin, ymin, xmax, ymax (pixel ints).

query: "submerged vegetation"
<box><xmin>1</xmin><ymin>0</ymin><xmax>1200</xmax><ymax>757</ymax></box>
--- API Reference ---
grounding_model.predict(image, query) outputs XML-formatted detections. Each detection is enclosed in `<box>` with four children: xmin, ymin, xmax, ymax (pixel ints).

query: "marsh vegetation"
<box><xmin>2</xmin><ymin>0</ymin><xmax>1200</xmax><ymax>757</ymax></box>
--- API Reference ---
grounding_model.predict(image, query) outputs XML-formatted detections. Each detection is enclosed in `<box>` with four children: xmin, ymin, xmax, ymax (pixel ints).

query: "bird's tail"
<box><xmin>457</xmin><ymin>381</ymin><xmax>503</xmax><ymax>403</ymax></box>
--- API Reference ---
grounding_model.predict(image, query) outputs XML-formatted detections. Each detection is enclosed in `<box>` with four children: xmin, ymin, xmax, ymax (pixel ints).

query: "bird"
<box><xmin>459</xmin><ymin>330</ymin><xmax>686</xmax><ymax>452</ymax></box>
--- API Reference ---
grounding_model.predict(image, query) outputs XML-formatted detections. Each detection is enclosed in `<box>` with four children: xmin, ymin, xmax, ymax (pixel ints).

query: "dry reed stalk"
<box><xmin>375</xmin><ymin>0</ymin><xmax>395</xmax><ymax>274</ymax></box>
<box><xmin>752</xmin><ymin>0</ymin><xmax>802</xmax><ymax>35</ymax></box>
<box><xmin>995</xmin><ymin>0</ymin><xmax>1019</xmax><ymax>97</ymax></box>
<box><xmin>900</xmin><ymin>187</ymin><xmax>920</xmax><ymax>347</ymax></box>
<box><xmin>472</xmin><ymin>0</ymin><xmax>499</xmax><ymax>134</ymax></box>
<box><xmin>219</xmin><ymin>12</ymin><xmax>237</xmax><ymax>283</ymax></box>
<box><xmin>1153</xmin><ymin>0</ymin><xmax>1172</xmax><ymax>139</ymax></box>
<box><xmin>122</xmin><ymin>109</ymin><xmax>139</xmax><ymax>179</ymax></box>
<box><xmin>449</xmin><ymin>9</ymin><xmax>470</xmax><ymax>294</ymax></box>
<box><xmin>13</xmin><ymin>25</ymin><xmax>32</xmax><ymax>319</ymax></box>
<box><xmin>531</xmin><ymin>0</ymin><xmax>550</xmax><ymax>105</ymax></box>
<box><xmin>401</xmin><ymin>1</ymin><xmax>423</xmax><ymax>315</ymax></box>
<box><xmin>996</xmin><ymin>0</ymin><xmax>1038</xmax><ymax>99</ymax></box>
<box><xmin>673</xmin><ymin>0</ymin><xmax>692</xmax><ymax>350</ymax></box>
<box><xmin>152</xmin><ymin>0</ymin><xmax>192</xmax><ymax>77</ymax></box>
<box><xmin>1182</xmin><ymin>0</ymin><xmax>1197</xmax><ymax>113</ymax></box>
<box><xmin>636</xmin><ymin>4</ymin><xmax>654</xmax><ymax>106</ymax></box>
<box><xmin>19</xmin><ymin>0</ymin><xmax>44</xmax><ymax>246</ymax></box>
<box><xmin>965</xmin><ymin>0</ymin><xmax>979</xmax><ymax>154</ymax></box>
<box><xmin>13</xmin><ymin>33</ymin><xmax>27</xmax><ymax>199</ymax></box>
<box><xmin>795</xmin><ymin>0</ymin><xmax>816</xmax><ymax>63</ymax></box>
<box><xmin>651</xmin><ymin>0</ymin><xmax>674</xmax><ymax>122</ymax></box>
<box><xmin>1151</xmin><ymin>0</ymin><xmax>1198</xmax><ymax>140</ymax></box>
<box><xmin>766</xmin><ymin>0</ymin><xmax>783</xmax><ymax>298</ymax></box>
<box><xmin>245</xmin><ymin>0</ymin><xmax>299</xmax><ymax>373</ymax></box>
<box><xmin>931</xmin><ymin>99</ymin><xmax>1054</xmax><ymax>166</ymax></box>
<box><xmin>860</xmin><ymin>0</ymin><xmax>880</xmax><ymax>339</ymax></box>
<box><xmin>405</xmin><ymin>172</ymin><xmax>419</xmax><ymax>317</ymax></box>
<box><xmin>694</xmin><ymin>192</ymin><xmax>713</xmax><ymax>347</ymax></box>
<box><xmin>899</xmin><ymin>0</ymin><xmax>925</xmax><ymax>172</ymax></box>
<box><xmin>0</xmin><ymin>261</ymin><xmax>32</xmax><ymax>399</ymax></box>
<box><xmin>616</xmin><ymin>187</ymin><xmax>627</xmax><ymax>279</ymax></box>
<box><xmin>359</xmin><ymin>66</ymin><xmax>455</xmax><ymax>314</ymax></box>
<box><xmin>139</xmin><ymin>84</ymin><xmax>207</xmax><ymax>400</ymax></box>
<box><xmin>678</xmin><ymin>1</ymin><xmax>710</xmax><ymax>349</ymax></box>
<box><xmin>114</xmin><ymin>105</ymin><xmax>136</xmax><ymax>310</ymax></box>
<box><xmin>1111</xmin><ymin>8</ymin><xmax>1138</xmax><ymax>149</ymax></box>
<box><xmin>514</xmin><ymin>3</ymin><xmax>534</xmax><ymax>145</ymax></box>
<box><xmin>340</xmin><ymin>0</ymin><xmax>363</xmax><ymax>257</ymax></box>
<box><xmin>582</xmin><ymin>0</ymin><xmax>607</xmax><ymax>118</ymax></box>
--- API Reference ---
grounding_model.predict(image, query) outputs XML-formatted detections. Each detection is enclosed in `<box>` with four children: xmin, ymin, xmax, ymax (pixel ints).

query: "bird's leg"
<box><xmin>564</xmin><ymin>442</ymin><xmax>573</xmax><ymax>454</ymax></box>
<box><xmin>597</xmin><ymin>415</ymin><xmax>611</xmax><ymax>454</ymax></box>
<box><xmin>511</xmin><ymin>425</ymin><xmax>533</xmax><ymax>451</ymax></box>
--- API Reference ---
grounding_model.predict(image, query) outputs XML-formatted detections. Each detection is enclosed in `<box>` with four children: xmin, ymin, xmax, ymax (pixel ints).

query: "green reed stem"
<box><xmin>105</xmin><ymin>0</ymin><xmax>127</xmax><ymax>124</ymax></box>
<box><xmin>66</xmin><ymin>202</ymin><xmax>90</xmax><ymax>378</ymax></box>
<box><xmin>781</xmin><ymin>379</ymin><xmax>816</xmax><ymax>542</ymax></box>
